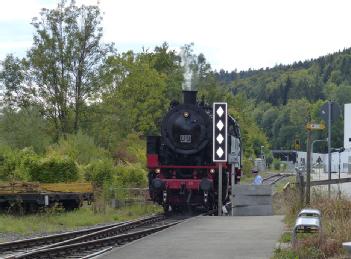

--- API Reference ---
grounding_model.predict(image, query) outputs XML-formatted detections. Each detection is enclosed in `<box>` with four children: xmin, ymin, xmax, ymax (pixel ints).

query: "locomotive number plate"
<box><xmin>180</xmin><ymin>135</ymin><xmax>191</xmax><ymax>143</ymax></box>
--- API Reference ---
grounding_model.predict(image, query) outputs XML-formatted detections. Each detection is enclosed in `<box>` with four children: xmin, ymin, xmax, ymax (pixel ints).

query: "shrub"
<box><xmin>0</xmin><ymin>149</ymin><xmax>17</xmax><ymax>181</ymax></box>
<box><xmin>84</xmin><ymin>159</ymin><xmax>114</xmax><ymax>187</ymax></box>
<box><xmin>282</xmin><ymin>189</ymin><xmax>351</xmax><ymax>258</ymax></box>
<box><xmin>114</xmin><ymin>164</ymin><xmax>147</xmax><ymax>188</ymax></box>
<box><xmin>272</xmin><ymin>158</ymin><xmax>281</xmax><ymax>170</ymax></box>
<box><xmin>0</xmin><ymin>146</ymin><xmax>37</xmax><ymax>181</ymax></box>
<box><xmin>242</xmin><ymin>156</ymin><xmax>254</xmax><ymax>176</ymax></box>
<box><xmin>0</xmin><ymin>107</ymin><xmax>52</xmax><ymax>153</ymax></box>
<box><xmin>113</xmin><ymin>133</ymin><xmax>146</xmax><ymax>165</ymax></box>
<box><xmin>47</xmin><ymin>132</ymin><xmax>108</xmax><ymax>165</ymax></box>
<box><xmin>28</xmin><ymin>156</ymin><xmax>79</xmax><ymax>183</ymax></box>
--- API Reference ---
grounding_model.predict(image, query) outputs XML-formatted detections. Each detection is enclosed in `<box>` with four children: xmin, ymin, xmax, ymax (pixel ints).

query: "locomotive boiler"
<box><xmin>147</xmin><ymin>90</ymin><xmax>242</xmax><ymax>212</ymax></box>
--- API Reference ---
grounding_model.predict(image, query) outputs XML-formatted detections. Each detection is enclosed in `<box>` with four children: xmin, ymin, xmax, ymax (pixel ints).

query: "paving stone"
<box><xmin>101</xmin><ymin>216</ymin><xmax>284</xmax><ymax>259</ymax></box>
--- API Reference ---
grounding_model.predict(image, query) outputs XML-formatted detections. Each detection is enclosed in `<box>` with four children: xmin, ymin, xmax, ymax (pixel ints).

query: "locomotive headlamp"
<box><xmin>155</xmin><ymin>168</ymin><xmax>161</xmax><ymax>174</ymax></box>
<box><xmin>210</xmin><ymin>168</ymin><xmax>215</xmax><ymax>174</ymax></box>
<box><xmin>183</xmin><ymin>112</ymin><xmax>189</xmax><ymax>118</ymax></box>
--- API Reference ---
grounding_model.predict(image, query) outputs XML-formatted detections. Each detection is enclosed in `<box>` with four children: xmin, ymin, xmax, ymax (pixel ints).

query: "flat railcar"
<box><xmin>0</xmin><ymin>182</ymin><xmax>93</xmax><ymax>212</ymax></box>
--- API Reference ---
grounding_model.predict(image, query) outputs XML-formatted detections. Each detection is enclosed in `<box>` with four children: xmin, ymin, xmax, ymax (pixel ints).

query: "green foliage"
<box><xmin>241</xmin><ymin>157</ymin><xmax>254</xmax><ymax>179</ymax></box>
<box><xmin>28</xmin><ymin>156</ymin><xmax>79</xmax><ymax>183</ymax></box>
<box><xmin>272</xmin><ymin>158</ymin><xmax>281</xmax><ymax>170</ymax></box>
<box><xmin>84</xmin><ymin>159</ymin><xmax>147</xmax><ymax>189</ymax></box>
<box><xmin>0</xmin><ymin>205</ymin><xmax>161</xmax><ymax>235</ymax></box>
<box><xmin>0</xmin><ymin>54</ymin><xmax>27</xmax><ymax>107</ymax></box>
<box><xmin>84</xmin><ymin>159</ymin><xmax>114</xmax><ymax>187</ymax></box>
<box><xmin>0</xmin><ymin>147</ymin><xmax>18</xmax><ymax>181</ymax></box>
<box><xmin>113</xmin><ymin>133</ymin><xmax>146</xmax><ymax>165</ymax></box>
<box><xmin>86</xmin><ymin>46</ymin><xmax>183</xmax><ymax>148</ymax></box>
<box><xmin>0</xmin><ymin>146</ymin><xmax>38</xmax><ymax>181</ymax></box>
<box><xmin>114</xmin><ymin>164</ymin><xmax>147</xmax><ymax>188</ymax></box>
<box><xmin>3</xmin><ymin>0</ymin><xmax>114</xmax><ymax>137</ymax></box>
<box><xmin>273</xmin><ymin>248</ymin><xmax>298</xmax><ymax>259</ymax></box>
<box><xmin>226</xmin><ymin>93</ymin><xmax>270</xmax><ymax>159</ymax></box>
<box><xmin>0</xmin><ymin>107</ymin><xmax>51</xmax><ymax>153</ymax></box>
<box><xmin>215</xmin><ymin>48</ymin><xmax>351</xmax><ymax>150</ymax></box>
<box><xmin>98</xmin><ymin>51</ymin><xmax>170</xmax><ymax>137</ymax></box>
<box><xmin>47</xmin><ymin>132</ymin><xmax>108</xmax><ymax>165</ymax></box>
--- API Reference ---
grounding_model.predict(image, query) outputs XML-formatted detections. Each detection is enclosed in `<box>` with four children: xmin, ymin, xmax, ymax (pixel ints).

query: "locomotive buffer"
<box><xmin>213</xmin><ymin>102</ymin><xmax>227</xmax><ymax>216</ymax></box>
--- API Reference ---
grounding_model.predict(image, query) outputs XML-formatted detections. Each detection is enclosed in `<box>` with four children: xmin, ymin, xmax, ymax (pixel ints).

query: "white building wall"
<box><xmin>345</xmin><ymin>103</ymin><xmax>351</xmax><ymax>149</ymax></box>
<box><xmin>324</xmin><ymin>150</ymin><xmax>351</xmax><ymax>173</ymax></box>
<box><xmin>296</xmin><ymin>151</ymin><xmax>351</xmax><ymax>173</ymax></box>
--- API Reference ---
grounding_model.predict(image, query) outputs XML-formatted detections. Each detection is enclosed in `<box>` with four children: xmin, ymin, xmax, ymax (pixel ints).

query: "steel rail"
<box><xmin>0</xmin><ymin>214</ymin><xmax>163</xmax><ymax>253</ymax></box>
<box><xmin>12</xmin><ymin>222</ymin><xmax>178</xmax><ymax>259</ymax></box>
<box><xmin>0</xmin><ymin>223</ymin><xmax>124</xmax><ymax>253</ymax></box>
<box><xmin>262</xmin><ymin>173</ymin><xmax>286</xmax><ymax>185</ymax></box>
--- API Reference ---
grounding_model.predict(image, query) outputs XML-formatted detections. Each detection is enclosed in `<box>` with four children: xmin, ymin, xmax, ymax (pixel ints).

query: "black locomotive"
<box><xmin>147</xmin><ymin>90</ymin><xmax>242</xmax><ymax>212</ymax></box>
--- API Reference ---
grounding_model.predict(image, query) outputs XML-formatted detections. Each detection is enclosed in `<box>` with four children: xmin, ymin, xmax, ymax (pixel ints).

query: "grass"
<box><xmin>273</xmin><ymin>187</ymin><xmax>351</xmax><ymax>259</ymax></box>
<box><xmin>279</xmin><ymin>231</ymin><xmax>292</xmax><ymax>243</ymax></box>
<box><xmin>273</xmin><ymin>176</ymin><xmax>295</xmax><ymax>193</ymax></box>
<box><xmin>0</xmin><ymin>203</ymin><xmax>162</xmax><ymax>240</ymax></box>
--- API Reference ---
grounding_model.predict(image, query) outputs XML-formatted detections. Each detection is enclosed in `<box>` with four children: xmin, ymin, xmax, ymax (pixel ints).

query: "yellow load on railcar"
<box><xmin>0</xmin><ymin>181</ymin><xmax>93</xmax><ymax>194</ymax></box>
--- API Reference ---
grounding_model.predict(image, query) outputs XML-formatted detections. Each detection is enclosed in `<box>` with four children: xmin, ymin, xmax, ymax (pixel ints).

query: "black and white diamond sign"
<box><xmin>213</xmin><ymin>102</ymin><xmax>227</xmax><ymax>162</ymax></box>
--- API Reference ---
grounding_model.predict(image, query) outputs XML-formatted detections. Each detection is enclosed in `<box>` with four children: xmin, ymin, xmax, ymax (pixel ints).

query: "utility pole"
<box><xmin>328</xmin><ymin>101</ymin><xmax>332</xmax><ymax>198</ymax></box>
<box><xmin>306</xmin><ymin>129</ymin><xmax>312</xmax><ymax>205</ymax></box>
<box><xmin>319</xmin><ymin>100</ymin><xmax>341</xmax><ymax>198</ymax></box>
<box><xmin>218</xmin><ymin>163</ymin><xmax>222</xmax><ymax>216</ymax></box>
<box><xmin>231</xmin><ymin>164</ymin><xmax>235</xmax><ymax>216</ymax></box>
<box><xmin>305</xmin><ymin>123</ymin><xmax>325</xmax><ymax>205</ymax></box>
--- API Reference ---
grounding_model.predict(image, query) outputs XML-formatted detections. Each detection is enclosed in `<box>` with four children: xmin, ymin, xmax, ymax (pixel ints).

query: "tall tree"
<box><xmin>27</xmin><ymin>0</ymin><xmax>112</xmax><ymax>137</ymax></box>
<box><xmin>0</xmin><ymin>55</ymin><xmax>28</xmax><ymax>108</ymax></box>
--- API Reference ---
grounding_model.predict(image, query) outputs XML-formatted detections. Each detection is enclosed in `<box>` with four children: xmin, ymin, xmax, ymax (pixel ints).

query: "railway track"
<box><xmin>262</xmin><ymin>173</ymin><xmax>289</xmax><ymax>185</ymax></box>
<box><xmin>0</xmin><ymin>212</ymin><xmax>202</xmax><ymax>259</ymax></box>
<box><xmin>0</xmin><ymin>213</ymin><xmax>181</xmax><ymax>259</ymax></box>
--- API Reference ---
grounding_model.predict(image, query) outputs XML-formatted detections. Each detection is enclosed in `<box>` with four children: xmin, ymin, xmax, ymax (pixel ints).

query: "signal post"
<box><xmin>213</xmin><ymin>103</ymin><xmax>227</xmax><ymax>216</ymax></box>
<box><xmin>305</xmin><ymin>122</ymin><xmax>325</xmax><ymax>205</ymax></box>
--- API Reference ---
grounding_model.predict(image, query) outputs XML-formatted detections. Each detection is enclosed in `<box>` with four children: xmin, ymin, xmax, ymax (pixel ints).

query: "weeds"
<box><xmin>275</xmin><ymin>187</ymin><xmax>351</xmax><ymax>258</ymax></box>
<box><xmin>0</xmin><ymin>204</ymin><xmax>162</xmax><ymax>238</ymax></box>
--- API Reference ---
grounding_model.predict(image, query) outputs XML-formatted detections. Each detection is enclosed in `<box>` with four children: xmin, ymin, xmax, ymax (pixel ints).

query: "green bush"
<box><xmin>114</xmin><ymin>164</ymin><xmax>147</xmax><ymax>188</ymax></box>
<box><xmin>242</xmin><ymin>156</ymin><xmax>254</xmax><ymax>176</ymax></box>
<box><xmin>47</xmin><ymin>132</ymin><xmax>108</xmax><ymax>165</ymax></box>
<box><xmin>272</xmin><ymin>158</ymin><xmax>281</xmax><ymax>170</ymax></box>
<box><xmin>0</xmin><ymin>148</ymin><xmax>17</xmax><ymax>181</ymax></box>
<box><xmin>84</xmin><ymin>159</ymin><xmax>114</xmax><ymax>187</ymax></box>
<box><xmin>0</xmin><ymin>107</ymin><xmax>52</xmax><ymax>153</ymax></box>
<box><xmin>0</xmin><ymin>146</ymin><xmax>37</xmax><ymax>181</ymax></box>
<box><xmin>113</xmin><ymin>133</ymin><xmax>146</xmax><ymax>165</ymax></box>
<box><xmin>28</xmin><ymin>156</ymin><xmax>79</xmax><ymax>183</ymax></box>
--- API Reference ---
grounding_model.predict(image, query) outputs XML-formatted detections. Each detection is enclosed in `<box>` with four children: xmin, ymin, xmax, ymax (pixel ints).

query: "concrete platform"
<box><xmin>101</xmin><ymin>215</ymin><xmax>284</xmax><ymax>259</ymax></box>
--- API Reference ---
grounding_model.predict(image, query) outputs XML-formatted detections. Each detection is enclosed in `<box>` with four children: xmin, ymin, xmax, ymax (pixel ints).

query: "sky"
<box><xmin>1</xmin><ymin>0</ymin><xmax>351</xmax><ymax>71</ymax></box>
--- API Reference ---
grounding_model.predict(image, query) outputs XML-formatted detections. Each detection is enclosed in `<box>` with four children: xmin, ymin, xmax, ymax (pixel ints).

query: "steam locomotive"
<box><xmin>147</xmin><ymin>90</ymin><xmax>242</xmax><ymax>212</ymax></box>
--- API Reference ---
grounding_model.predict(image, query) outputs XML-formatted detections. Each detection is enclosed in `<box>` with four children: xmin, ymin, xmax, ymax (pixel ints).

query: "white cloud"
<box><xmin>2</xmin><ymin>0</ymin><xmax>351</xmax><ymax>70</ymax></box>
<box><xmin>0</xmin><ymin>0</ymin><xmax>55</xmax><ymax>22</ymax></box>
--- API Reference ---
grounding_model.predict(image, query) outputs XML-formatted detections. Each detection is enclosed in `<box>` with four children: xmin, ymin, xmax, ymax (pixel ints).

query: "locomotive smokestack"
<box><xmin>183</xmin><ymin>90</ymin><xmax>197</xmax><ymax>105</ymax></box>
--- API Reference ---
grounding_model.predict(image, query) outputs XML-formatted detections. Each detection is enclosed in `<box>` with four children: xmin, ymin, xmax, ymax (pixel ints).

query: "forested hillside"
<box><xmin>216</xmin><ymin>49</ymin><xmax>351</xmax><ymax>151</ymax></box>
